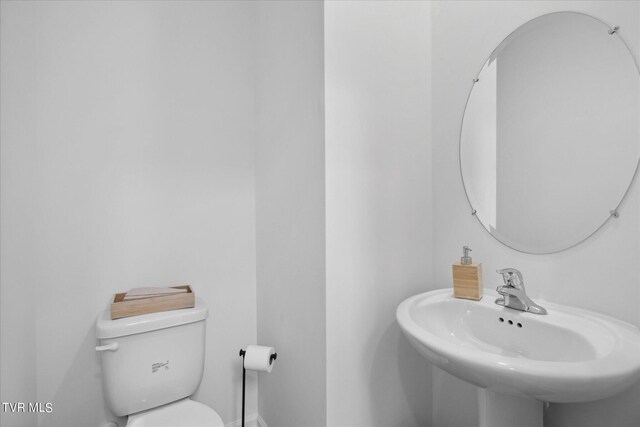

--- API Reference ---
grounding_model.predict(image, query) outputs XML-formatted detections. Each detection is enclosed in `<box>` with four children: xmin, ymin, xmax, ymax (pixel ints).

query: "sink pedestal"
<box><xmin>478</xmin><ymin>389</ymin><xmax>542</xmax><ymax>427</ymax></box>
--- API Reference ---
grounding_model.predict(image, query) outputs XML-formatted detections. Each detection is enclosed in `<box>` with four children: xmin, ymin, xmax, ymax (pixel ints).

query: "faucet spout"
<box><xmin>494</xmin><ymin>269</ymin><xmax>547</xmax><ymax>315</ymax></box>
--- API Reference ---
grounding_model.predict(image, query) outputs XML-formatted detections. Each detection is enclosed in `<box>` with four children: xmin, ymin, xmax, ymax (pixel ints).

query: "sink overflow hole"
<box><xmin>498</xmin><ymin>317</ymin><xmax>523</xmax><ymax>328</ymax></box>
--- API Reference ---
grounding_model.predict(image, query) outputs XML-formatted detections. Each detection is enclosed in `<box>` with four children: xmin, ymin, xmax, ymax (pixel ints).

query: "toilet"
<box><xmin>96</xmin><ymin>297</ymin><xmax>224</xmax><ymax>426</ymax></box>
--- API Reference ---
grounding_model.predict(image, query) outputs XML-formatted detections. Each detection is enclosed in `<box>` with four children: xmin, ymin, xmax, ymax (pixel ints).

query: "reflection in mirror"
<box><xmin>460</xmin><ymin>12</ymin><xmax>640</xmax><ymax>254</ymax></box>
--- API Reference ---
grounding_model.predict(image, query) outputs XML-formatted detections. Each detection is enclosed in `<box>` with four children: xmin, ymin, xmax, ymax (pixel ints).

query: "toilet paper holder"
<box><xmin>238</xmin><ymin>348</ymin><xmax>277</xmax><ymax>365</ymax></box>
<box><xmin>238</xmin><ymin>348</ymin><xmax>277</xmax><ymax>427</ymax></box>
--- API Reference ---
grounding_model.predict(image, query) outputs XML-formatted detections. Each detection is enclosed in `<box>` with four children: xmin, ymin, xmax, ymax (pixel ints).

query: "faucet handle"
<box><xmin>496</xmin><ymin>268</ymin><xmax>524</xmax><ymax>289</ymax></box>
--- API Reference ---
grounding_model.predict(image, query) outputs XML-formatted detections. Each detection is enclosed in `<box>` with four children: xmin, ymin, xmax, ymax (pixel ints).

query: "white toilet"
<box><xmin>96</xmin><ymin>297</ymin><xmax>224</xmax><ymax>427</ymax></box>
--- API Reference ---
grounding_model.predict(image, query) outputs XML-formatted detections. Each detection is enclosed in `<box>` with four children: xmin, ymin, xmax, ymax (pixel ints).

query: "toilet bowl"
<box><xmin>96</xmin><ymin>297</ymin><xmax>223</xmax><ymax>426</ymax></box>
<box><xmin>126</xmin><ymin>398</ymin><xmax>223</xmax><ymax>427</ymax></box>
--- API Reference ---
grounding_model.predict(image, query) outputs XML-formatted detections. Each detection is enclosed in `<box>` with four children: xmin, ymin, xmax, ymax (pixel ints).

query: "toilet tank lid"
<box><xmin>96</xmin><ymin>297</ymin><xmax>208</xmax><ymax>339</ymax></box>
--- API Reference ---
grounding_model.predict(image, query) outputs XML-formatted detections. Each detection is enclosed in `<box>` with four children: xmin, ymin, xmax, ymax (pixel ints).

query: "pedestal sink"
<box><xmin>396</xmin><ymin>289</ymin><xmax>640</xmax><ymax>427</ymax></box>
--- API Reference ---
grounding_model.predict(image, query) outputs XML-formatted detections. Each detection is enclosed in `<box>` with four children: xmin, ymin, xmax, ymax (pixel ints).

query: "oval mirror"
<box><xmin>460</xmin><ymin>12</ymin><xmax>640</xmax><ymax>254</ymax></box>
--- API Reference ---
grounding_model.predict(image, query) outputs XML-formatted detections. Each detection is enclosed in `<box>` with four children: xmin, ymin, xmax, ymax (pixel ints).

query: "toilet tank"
<box><xmin>96</xmin><ymin>297</ymin><xmax>208</xmax><ymax>416</ymax></box>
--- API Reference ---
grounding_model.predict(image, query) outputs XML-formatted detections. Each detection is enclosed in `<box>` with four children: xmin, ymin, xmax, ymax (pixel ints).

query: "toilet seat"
<box><xmin>126</xmin><ymin>398</ymin><xmax>224</xmax><ymax>427</ymax></box>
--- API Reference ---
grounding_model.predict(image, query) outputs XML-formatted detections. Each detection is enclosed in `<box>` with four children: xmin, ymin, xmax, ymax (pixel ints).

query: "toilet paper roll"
<box><xmin>243</xmin><ymin>345</ymin><xmax>276</xmax><ymax>373</ymax></box>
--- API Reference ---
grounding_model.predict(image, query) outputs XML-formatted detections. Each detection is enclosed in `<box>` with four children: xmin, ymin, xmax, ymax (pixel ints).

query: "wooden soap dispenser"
<box><xmin>452</xmin><ymin>246</ymin><xmax>483</xmax><ymax>300</ymax></box>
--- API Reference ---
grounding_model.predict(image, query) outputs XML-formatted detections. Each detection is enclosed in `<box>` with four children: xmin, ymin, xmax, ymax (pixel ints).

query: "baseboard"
<box><xmin>225</xmin><ymin>413</ymin><xmax>268</xmax><ymax>427</ymax></box>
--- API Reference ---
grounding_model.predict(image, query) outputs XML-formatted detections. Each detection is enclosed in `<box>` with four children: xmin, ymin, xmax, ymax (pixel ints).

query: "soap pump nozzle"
<box><xmin>461</xmin><ymin>246</ymin><xmax>472</xmax><ymax>265</ymax></box>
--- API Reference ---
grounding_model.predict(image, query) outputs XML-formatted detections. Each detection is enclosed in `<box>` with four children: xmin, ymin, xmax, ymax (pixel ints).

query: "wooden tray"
<box><xmin>111</xmin><ymin>285</ymin><xmax>195</xmax><ymax>320</ymax></box>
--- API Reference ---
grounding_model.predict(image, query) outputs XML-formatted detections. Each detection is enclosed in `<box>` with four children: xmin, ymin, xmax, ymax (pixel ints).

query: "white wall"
<box><xmin>0</xmin><ymin>2</ymin><xmax>258</xmax><ymax>426</ymax></box>
<box><xmin>254</xmin><ymin>2</ymin><xmax>327</xmax><ymax>426</ymax></box>
<box><xmin>0</xmin><ymin>3</ymin><xmax>38</xmax><ymax>427</ymax></box>
<box><xmin>431</xmin><ymin>1</ymin><xmax>640</xmax><ymax>426</ymax></box>
<box><xmin>325</xmin><ymin>2</ymin><xmax>434</xmax><ymax>426</ymax></box>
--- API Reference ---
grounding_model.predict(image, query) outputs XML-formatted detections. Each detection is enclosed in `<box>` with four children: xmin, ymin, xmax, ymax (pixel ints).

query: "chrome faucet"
<box><xmin>495</xmin><ymin>268</ymin><xmax>547</xmax><ymax>315</ymax></box>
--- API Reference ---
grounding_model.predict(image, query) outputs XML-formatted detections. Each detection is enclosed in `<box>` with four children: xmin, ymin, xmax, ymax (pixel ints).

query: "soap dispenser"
<box><xmin>452</xmin><ymin>246</ymin><xmax>483</xmax><ymax>300</ymax></box>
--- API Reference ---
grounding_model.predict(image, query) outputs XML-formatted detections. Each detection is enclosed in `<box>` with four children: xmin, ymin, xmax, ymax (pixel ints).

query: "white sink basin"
<box><xmin>397</xmin><ymin>289</ymin><xmax>640</xmax><ymax>426</ymax></box>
